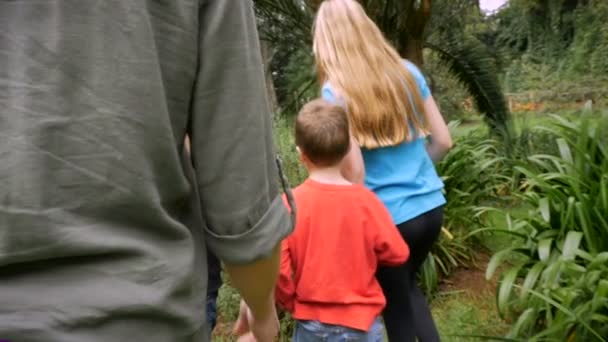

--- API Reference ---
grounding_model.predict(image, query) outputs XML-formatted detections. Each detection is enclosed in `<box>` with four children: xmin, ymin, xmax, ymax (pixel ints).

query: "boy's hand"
<box><xmin>234</xmin><ymin>299</ymin><xmax>279</xmax><ymax>342</ymax></box>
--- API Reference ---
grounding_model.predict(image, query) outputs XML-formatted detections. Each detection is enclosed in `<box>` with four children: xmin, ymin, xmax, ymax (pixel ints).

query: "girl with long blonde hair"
<box><xmin>313</xmin><ymin>0</ymin><xmax>453</xmax><ymax>341</ymax></box>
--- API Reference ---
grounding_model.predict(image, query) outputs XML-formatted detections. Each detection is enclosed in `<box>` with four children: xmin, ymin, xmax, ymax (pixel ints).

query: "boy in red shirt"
<box><xmin>276</xmin><ymin>99</ymin><xmax>410</xmax><ymax>341</ymax></box>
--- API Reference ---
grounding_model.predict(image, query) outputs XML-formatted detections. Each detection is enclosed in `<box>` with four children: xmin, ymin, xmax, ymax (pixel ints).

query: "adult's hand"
<box><xmin>233</xmin><ymin>299</ymin><xmax>279</xmax><ymax>342</ymax></box>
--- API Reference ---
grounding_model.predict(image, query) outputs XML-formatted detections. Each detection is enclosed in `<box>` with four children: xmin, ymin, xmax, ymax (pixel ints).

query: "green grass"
<box><xmin>433</xmin><ymin>291</ymin><xmax>510</xmax><ymax>341</ymax></box>
<box><xmin>449</xmin><ymin>109</ymin><xmax>607</xmax><ymax>139</ymax></box>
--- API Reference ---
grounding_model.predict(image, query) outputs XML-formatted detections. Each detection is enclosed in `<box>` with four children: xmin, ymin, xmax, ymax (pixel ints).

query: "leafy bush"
<box><xmin>216</xmin><ymin>273</ymin><xmax>296</xmax><ymax>339</ymax></box>
<box><xmin>274</xmin><ymin>115</ymin><xmax>307</xmax><ymax>187</ymax></box>
<box><xmin>419</xmin><ymin>123</ymin><xmax>513</xmax><ymax>295</ymax></box>
<box><xmin>483</xmin><ymin>113</ymin><xmax>608</xmax><ymax>341</ymax></box>
<box><xmin>217</xmin><ymin>274</ymin><xmax>241</xmax><ymax>323</ymax></box>
<box><xmin>567</xmin><ymin>0</ymin><xmax>608</xmax><ymax>77</ymax></box>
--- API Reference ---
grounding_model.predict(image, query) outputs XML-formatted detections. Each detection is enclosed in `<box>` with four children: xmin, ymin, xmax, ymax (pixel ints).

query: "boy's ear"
<box><xmin>296</xmin><ymin>146</ymin><xmax>310</xmax><ymax>164</ymax></box>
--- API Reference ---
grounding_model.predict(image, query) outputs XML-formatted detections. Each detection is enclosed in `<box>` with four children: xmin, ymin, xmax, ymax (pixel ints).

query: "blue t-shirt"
<box><xmin>322</xmin><ymin>60</ymin><xmax>446</xmax><ymax>224</ymax></box>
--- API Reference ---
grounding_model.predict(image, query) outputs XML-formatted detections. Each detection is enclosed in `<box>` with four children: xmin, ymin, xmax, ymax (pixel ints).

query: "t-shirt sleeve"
<box><xmin>403</xmin><ymin>60</ymin><xmax>431</xmax><ymax>100</ymax></box>
<box><xmin>321</xmin><ymin>83</ymin><xmax>347</xmax><ymax>109</ymax></box>
<box><xmin>190</xmin><ymin>0</ymin><xmax>292</xmax><ymax>264</ymax></box>
<box><xmin>321</xmin><ymin>84</ymin><xmax>337</xmax><ymax>103</ymax></box>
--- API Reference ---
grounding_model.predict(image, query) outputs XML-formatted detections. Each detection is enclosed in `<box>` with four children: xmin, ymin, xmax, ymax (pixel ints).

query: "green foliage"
<box><xmin>490</xmin><ymin>0</ymin><xmax>580</xmax><ymax>62</ymax></box>
<box><xmin>433</xmin><ymin>291</ymin><xmax>510</xmax><ymax>341</ymax></box>
<box><xmin>427</xmin><ymin>34</ymin><xmax>512</xmax><ymax>140</ymax></box>
<box><xmin>482</xmin><ymin>113</ymin><xmax>608</xmax><ymax>341</ymax></box>
<box><xmin>424</xmin><ymin>51</ymin><xmax>476</xmax><ymax>123</ymax></box>
<box><xmin>216</xmin><ymin>273</ymin><xmax>297</xmax><ymax>340</ymax></box>
<box><xmin>438</xmin><ymin>126</ymin><xmax>509</xmax><ymax>231</ymax></box>
<box><xmin>274</xmin><ymin>115</ymin><xmax>307</xmax><ymax>186</ymax></box>
<box><xmin>278</xmin><ymin>311</ymin><xmax>296</xmax><ymax>339</ymax></box>
<box><xmin>278</xmin><ymin>49</ymin><xmax>318</xmax><ymax>115</ymax></box>
<box><xmin>567</xmin><ymin>0</ymin><xmax>608</xmax><ymax>76</ymax></box>
<box><xmin>420</xmin><ymin>122</ymin><xmax>513</xmax><ymax>294</ymax></box>
<box><xmin>217</xmin><ymin>274</ymin><xmax>241</xmax><ymax>323</ymax></box>
<box><xmin>491</xmin><ymin>0</ymin><xmax>608</xmax><ymax>95</ymax></box>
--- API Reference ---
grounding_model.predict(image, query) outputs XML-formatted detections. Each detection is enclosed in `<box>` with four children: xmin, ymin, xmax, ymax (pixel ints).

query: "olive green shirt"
<box><xmin>0</xmin><ymin>1</ymin><xmax>292</xmax><ymax>341</ymax></box>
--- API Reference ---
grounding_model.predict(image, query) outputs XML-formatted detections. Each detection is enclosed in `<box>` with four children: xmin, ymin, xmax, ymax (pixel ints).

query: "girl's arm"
<box><xmin>424</xmin><ymin>95</ymin><xmax>453</xmax><ymax>163</ymax></box>
<box><xmin>340</xmin><ymin>136</ymin><xmax>365</xmax><ymax>184</ymax></box>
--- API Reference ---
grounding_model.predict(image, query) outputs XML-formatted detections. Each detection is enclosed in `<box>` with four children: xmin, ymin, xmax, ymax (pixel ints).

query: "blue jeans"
<box><xmin>293</xmin><ymin>317</ymin><xmax>383</xmax><ymax>342</ymax></box>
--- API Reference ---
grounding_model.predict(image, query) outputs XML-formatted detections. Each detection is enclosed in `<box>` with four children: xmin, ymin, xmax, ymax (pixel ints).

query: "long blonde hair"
<box><xmin>313</xmin><ymin>0</ymin><xmax>427</xmax><ymax>149</ymax></box>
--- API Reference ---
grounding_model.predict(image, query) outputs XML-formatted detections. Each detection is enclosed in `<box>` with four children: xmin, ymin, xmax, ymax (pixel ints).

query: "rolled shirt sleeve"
<box><xmin>190</xmin><ymin>0</ymin><xmax>292</xmax><ymax>264</ymax></box>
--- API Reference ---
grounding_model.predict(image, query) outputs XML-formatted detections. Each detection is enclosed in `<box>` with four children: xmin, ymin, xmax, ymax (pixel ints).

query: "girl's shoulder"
<box><xmin>321</xmin><ymin>82</ymin><xmax>347</xmax><ymax>108</ymax></box>
<box><xmin>401</xmin><ymin>59</ymin><xmax>430</xmax><ymax>99</ymax></box>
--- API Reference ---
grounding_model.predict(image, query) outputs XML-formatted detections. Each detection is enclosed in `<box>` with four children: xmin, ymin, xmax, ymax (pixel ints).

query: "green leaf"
<box><xmin>538</xmin><ymin>197</ymin><xmax>551</xmax><ymax>223</ymax></box>
<box><xmin>487</xmin><ymin>248</ymin><xmax>525</xmax><ymax>280</ymax></box>
<box><xmin>556</xmin><ymin>138</ymin><xmax>574</xmax><ymax>164</ymax></box>
<box><xmin>589</xmin><ymin>252</ymin><xmax>608</xmax><ymax>269</ymax></box>
<box><xmin>420</xmin><ymin>255</ymin><xmax>438</xmax><ymax>297</ymax></box>
<box><xmin>542</xmin><ymin>260</ymin><xmax>563</xmax><ymax>290</ymax></box>
<box><xmin>594</xmin><ymin>207</ymin><xmax>608</xmax><ymax>241</ymax></box>
<box><xmin>593</xmin><ymin>279</ymin><xmax>608</xmax><ymax>312</ymax></box>
<box><xmin>426</xmin><ymin>33</ymin><xmax>512</xmax><ymax>140</ymax></box>
<box><xmin>563</xmin><ymin>262</ymin><xmax>586</xmax><ymax>275</ymax></box>
<box><xmin>509</xmin><ymin>308</ymin><xmax>537</xmax><ymax>338</ymax></box>
<box><xmin>521</xmin><ymin>262</ymin><xmax>545</xmax><ymax>300</ymax></box>
<box><xmin>576</xmin><ymin>202</ymin><xmax>598</xmax><ymax>254</ymax></box>
<box><xmin>561</xmin><ymin>231</ymin><xmax>583</xmax><ymax>261</ymax></box>
<box><xmin>600</xmin><ymin>176</ymin><xmax>608</xmax><ymax>213</ymax></box>
<box><xmin>465</xmin><ymin>227</ymin><xmax>529</xmax><ymax>241</ymax></box>
<box><xmin>514</xmin><ymin>285</ymin><xmax>606</xmax><ymax>342</ymax></box>
<box><xmin>536</xmin><ymin>229</ymin><xmax>558</xmax><ymax>241</ymax></box>
<box><xmin>538</xmin><ymin>238</ymin><xmax>553</xmax><ymax>262</ymax></box>
<box><xmin>497</xmin><ymin>264</ymin><xmax>523</xmax><ymax>318</ymax></box>
<box><xmin>590</xmin><ymin>313</ymin><xmax>608</xmax><ymax>324</ymax></box>
<box><xmin>450</xmin><ymin>335</ymin><xmax>523</xmax><ymax>341</ymax></box>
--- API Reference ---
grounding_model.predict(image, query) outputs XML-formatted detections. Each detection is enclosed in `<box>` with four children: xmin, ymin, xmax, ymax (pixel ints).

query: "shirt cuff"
<box><xmin>204</xmin><ymin>195</ymin><xmax>293</xmax><ymax>264</ymax></box>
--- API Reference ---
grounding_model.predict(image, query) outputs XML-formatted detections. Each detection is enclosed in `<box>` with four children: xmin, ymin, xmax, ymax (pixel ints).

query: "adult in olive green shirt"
<box><xmin>0</xmin><ymin>1</ymin><xmax>292</xmax><ymax>341</ymax></box>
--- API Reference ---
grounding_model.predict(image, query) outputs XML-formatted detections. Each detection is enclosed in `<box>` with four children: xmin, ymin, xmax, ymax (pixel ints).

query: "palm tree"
<box><xmin>254</xmin><ymin>0</ymin><xmax>512</xmax><ymax>140</ymax></box>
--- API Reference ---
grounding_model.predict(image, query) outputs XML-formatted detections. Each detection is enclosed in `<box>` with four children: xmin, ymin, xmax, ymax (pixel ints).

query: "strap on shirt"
<box><xmin>275</xmin><ymin>154</ymin><xmax>296</xmax><ymax>226</ymax></box>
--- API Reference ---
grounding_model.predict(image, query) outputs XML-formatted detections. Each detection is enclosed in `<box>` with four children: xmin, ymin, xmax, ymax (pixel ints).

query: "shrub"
<box><xmin>483</xmin><ymin>113</ymin><xmax>608</xmax><ymax>341</ymax></box>
<box><xmin>420</xmin><ymin>123</ymin><xmax>513</xmax><ymax>295</ymax></box>
<box><xmin>274</xmin><ymin>115</ymin><xmax>307</xmax><ymax>187</ymax></box>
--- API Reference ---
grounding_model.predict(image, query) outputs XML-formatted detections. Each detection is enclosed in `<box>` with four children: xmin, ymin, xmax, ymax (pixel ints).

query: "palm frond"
<box><xmin>426</xmin><ymin>33</ymin><xmax>513</xmax><ymax>141</ymax></box>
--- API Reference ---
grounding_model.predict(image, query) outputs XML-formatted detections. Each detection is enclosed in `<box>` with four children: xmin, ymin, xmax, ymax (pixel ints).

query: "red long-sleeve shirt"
<box><xmin>276</xmin><ymin>179</ymin><xmax>409</xmax><ymax>331</ymax></box>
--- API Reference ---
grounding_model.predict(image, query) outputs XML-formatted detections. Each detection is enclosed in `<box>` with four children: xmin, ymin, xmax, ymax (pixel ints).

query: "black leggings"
<box><xmin>377</xmin><ymin>206</ymin><xmax>444</xmax><ymax>342</ymax></box>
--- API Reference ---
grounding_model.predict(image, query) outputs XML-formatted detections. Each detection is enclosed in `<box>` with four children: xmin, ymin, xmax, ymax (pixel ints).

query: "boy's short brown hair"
<box><xmin>295</xmin><ymin>99</ymin><xmax>350</xmax><ymax>167</ymax></box>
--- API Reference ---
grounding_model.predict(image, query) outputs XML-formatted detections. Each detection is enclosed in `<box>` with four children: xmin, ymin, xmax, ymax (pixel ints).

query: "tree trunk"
<box><xmin>401</xmin><ymin>39</ymin><xmax>425</xmax><ymax>67</ymax></box>
<box><xmin>260</xmin><ymin>39</ymin><xmax>278</xmax><ymax>113</ymax></box>
<box><xmin>398</xmin><ymin>0</ymin><xmax>432</xmax><ymax>67</ymax></box>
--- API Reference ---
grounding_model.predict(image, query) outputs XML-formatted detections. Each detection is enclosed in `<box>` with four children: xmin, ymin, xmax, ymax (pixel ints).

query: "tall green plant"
<box><xmin>419</xmin><ymin>123</ymin><xmax>511</xmax><ymax>295</ymax></box>
<box><xmin>483</xmin><ymin>113</ymin><xmax>608</xmax><ymax>341</ymax></box>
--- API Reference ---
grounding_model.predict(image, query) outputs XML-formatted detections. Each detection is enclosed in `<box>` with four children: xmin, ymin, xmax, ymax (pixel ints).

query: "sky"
<box><xmin>479</xmin><ymin>0</ymin><xmax>508</xmax><ymax>13</ymax></box>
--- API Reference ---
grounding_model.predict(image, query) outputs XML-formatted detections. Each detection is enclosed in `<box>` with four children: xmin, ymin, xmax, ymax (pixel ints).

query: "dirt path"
<box><xmin>439</xmin><ymin>251</ymin><xmax>497</xmax><ymax>296</ymax></box>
